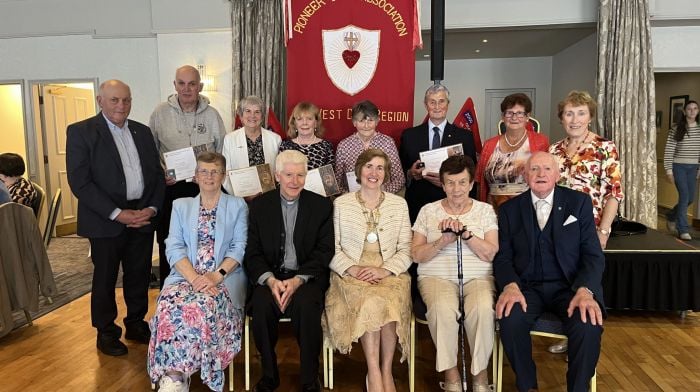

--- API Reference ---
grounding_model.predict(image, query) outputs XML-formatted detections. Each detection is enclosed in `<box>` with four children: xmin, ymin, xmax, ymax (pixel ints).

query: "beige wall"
<box><xmin>655</xmin><ymin>73</ymin><xmax>700</xmax><ymax>218</ymax></box>
<box><xmin>0</xmin><ymin>83</ymin><xmax>27</xmax><ymax>171</ymax></box>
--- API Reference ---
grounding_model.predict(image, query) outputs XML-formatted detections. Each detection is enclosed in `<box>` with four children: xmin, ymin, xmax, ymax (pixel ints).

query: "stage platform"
<box><xmin>603</xmin><ymin>228</ymin><xmax>700</xmax><ymax>311</ymax></box>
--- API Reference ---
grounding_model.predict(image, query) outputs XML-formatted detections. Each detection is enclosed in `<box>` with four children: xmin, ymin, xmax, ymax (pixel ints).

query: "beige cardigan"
<box><xmin>330</xmin><ymin>192</ymin><xmax>412</xmax><ymax>276</ymax></box>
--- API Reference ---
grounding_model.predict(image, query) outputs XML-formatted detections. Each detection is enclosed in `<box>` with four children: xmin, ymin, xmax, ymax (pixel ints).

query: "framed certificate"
<box><xmin>163</xmin><ymin>146</ymin><xmax>197</xmax><ymax>181</ymax></box>
<box><xmin>227</xmin><ymin>164</ymin><xmax>276</xmax><ymax>197</ymax></box>
<box><xmin>304</xmin><ymin>164</ymin><xmax>340</xmax><ymax>197</ymax></box>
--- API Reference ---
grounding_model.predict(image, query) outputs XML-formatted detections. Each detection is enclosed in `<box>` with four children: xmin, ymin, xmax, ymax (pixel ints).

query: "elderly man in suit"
<box><xmin>400</xmin><ymin>84</ymin><xmax>477</xmax><ymax>223</ymax></box>
<box><xmin>245</xmin><ymin>150</ymin><xmax>334</xmax><ymax>392</ymax></box>
<box><xmin>494</xmin><ymin>151</ymin><xmax>605</xmax><ymax>392</ymax></box>
<box><xmin>66</xmin><ymin>80</ymin><xmax>165</xmax><ymax>356</ymax></box>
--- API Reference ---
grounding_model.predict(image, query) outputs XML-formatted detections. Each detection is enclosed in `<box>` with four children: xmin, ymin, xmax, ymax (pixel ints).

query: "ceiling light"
<box><xmin>482</xmin><ymin>39</ymin><xmax>488</xmax><ymax>43</ymax></box>
<box><xmin>475</xmin><ymin>49</ymin><xmax>480</xmax><ymax>53</ymax></box>
<box><xmin>423</xmin><ymin>54</ymin><xmax>430</xmax><ymax>58</ymax></box>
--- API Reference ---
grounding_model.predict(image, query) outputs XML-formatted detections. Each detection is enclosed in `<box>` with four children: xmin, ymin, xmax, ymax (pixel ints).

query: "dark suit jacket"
<box><xmin>399</xmin><ymin>121</ymin><xmax>477</xmax><ymax>221</ymax></box>
<box><xmin>244</xmin><ymin>189</ymin><xmax>334</xmax><ymax>289</ymax></box>
<box><xmin>66</xmin><ymin>113</ymin><xmax>165</xmax><ymax>238</ymax></box>
<box><xmin>493</xmin><ymin>186</ymin><xmax>606</xmax><ymax>311</ymax></box>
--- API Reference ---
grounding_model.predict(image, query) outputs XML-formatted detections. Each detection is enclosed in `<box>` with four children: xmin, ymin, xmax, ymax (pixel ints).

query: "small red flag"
<box><xmin>453</xmin><ymin>97</ymin><xmax>482</xmax><ymax>154</ymax></box>
<box><xmin>267</xmin><ymin>107</ymin><xmax>285</xmax><ymax>138</ymax></box>
<box><xmin>234</xmin><ymin>114</ymin><xmax>242</xmax><ymax>129</ymax></box>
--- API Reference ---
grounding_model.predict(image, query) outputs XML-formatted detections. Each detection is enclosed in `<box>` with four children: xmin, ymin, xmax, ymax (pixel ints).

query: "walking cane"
<box><xmin>444</xmin><ymin>226</ymin><xmax>469</xmax><ymax>392</ymax></box>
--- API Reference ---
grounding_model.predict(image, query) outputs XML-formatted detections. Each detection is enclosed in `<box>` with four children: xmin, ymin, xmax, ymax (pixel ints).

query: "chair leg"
<box><xmin>590</xmin><ymin>368</ymin><xmax>597</xmax><ymax>392</ymax></box>
<box><xmin>496</xmin><ymin>336</ymin><xmax>504</xmax><ymax>392</ymax></box>
<box><xmin>229</xmin><ymin>361</ymin><xmax>234</xmax><ymax>392</ymax></box>
<box><xmin>409</xmin><ymin>315</ymin><xmax>415</xmax><ymax>392</ymax></box>
<box><xmin>492</xmin><ymin>330</ymin><xmax>498</xmax><ymax>387</ymax></box>
<box><xmin>245</xmin><ymin>316</ymin><xmax>250</xmax><ymax>391</ymax></box>
<box><xmin>328</xmin><ymin>341</ymin><xmax>334</xmax><ymax>389</ymax></box>
<box><xmin>23</xmin><ymin>310</ymin><xmax>33</xmax><ymax>326</ymax></box>
<box><xmin>323</xmin><ymin>338</ymin><xmax>328</xmax><ymax>388</ymax></box>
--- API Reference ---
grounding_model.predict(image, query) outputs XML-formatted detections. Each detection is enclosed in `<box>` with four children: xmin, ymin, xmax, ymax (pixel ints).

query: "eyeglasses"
<box><xmin>503</xmin><ymin>110</ymin><xmax>527</xmax><ymax>119</ymax></box>
<box><xmin>196</xmin><ymin>168</ymin><xmax>225</xmax><ymax>177</ymax></box>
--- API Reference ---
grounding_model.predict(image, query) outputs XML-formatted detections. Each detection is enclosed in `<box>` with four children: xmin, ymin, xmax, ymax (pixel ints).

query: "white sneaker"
<box><xmin>159</xmin><ymin>376</ymin><xmax>187</xmax><ymax>392</ymax></box>
<box><xmin>680</xmin><ymin>233</ymin><xmax>692</xmax><ymax>240</ymax></box>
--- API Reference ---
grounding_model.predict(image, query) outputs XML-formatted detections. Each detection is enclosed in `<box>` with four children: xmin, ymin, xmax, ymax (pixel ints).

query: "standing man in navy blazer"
<box><xmin>66</xmin><ymin>80</ymin><xmax>165</xmax><ymax>356</ymax></box>
<box><xmin>494</xmin><ymin>152</ymin><xmax>604</xmax><ymax>392</ymax></box>
<box><xmin>400</xmin><ymin>84</ymin><xmax>477</xmax><ymax>223</ymax></box>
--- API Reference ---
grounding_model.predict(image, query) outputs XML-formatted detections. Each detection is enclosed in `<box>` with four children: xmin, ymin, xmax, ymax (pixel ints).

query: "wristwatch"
<box><xmin>218</xmin><ymin>268</ymin><xmax>227</xmax><ymax>277</ymax></box>
<box><xmin>597</xmin><ymin>227</ymin><xmax>611</xmax><ymax>236</ymax></box>
<box><xmin>462</xmin><ymin>231</ymin><xmax>474</xmax><ymax>241</ymax></box>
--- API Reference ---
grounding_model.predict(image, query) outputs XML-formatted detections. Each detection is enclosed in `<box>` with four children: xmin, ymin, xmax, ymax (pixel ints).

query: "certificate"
<box><xmin>419</xmin><ymin>143</ymin><xmax>463</xmax><ymax>175</ymax></box>
<box><xmin>304</xmin><ymin>165</ymin><xmax>340</xmax><ymax>197</ymax></box>
<box><xmin>227</xmin><ymin>164</ymin><xmax>275</xmax><ymax>197</ymax></box>
<box><xmin>345</xmin><ymin>171</ymin><xmax>361</xmax><ymax>193</ymax></box>
<box><xmin>163</xmin><ymin>146</ymin><xmax>197</xmax><ymax>181</ymax></box>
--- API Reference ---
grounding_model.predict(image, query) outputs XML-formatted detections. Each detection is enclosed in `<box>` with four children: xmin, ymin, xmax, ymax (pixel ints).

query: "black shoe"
<box><xmin>252</xmin><ymin>378</ymin><xmax>278</xmax><ymax>392</ymax></box>
<box><xmin>96</xmin><ymin>336</ymin><xmax>128</xmax><ymax>356</ymax></box>
<box><xmin>124</xmin><ymin>321</ymin><xmax>150</xmax><ymax>344</ymax></box>
<box><xmin>301</xmin><ymin>378</ymin><xmax>321</xmax><ymax>392</ymax></box>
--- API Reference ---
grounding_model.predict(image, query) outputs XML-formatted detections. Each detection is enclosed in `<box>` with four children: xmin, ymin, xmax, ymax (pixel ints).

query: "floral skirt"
<box><xmin>148</xmin><ymin>281</ymin><xmax>243</xmax><ymax>391</ymax></box>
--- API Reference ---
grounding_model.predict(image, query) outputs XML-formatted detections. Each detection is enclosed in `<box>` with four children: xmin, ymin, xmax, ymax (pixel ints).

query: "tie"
<box><xmin>431</xmin><ymin>127</ymin><xmax>441</xmax><ymax>149</ymax></box>
<box><xmin>536</xmin><ymin>199</ymin><xmax>549</xmax><ymax>230</ymax></box>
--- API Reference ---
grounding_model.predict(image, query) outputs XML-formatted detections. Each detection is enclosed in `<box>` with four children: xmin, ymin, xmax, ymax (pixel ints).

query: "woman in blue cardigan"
<box><xmin>148</xmin><ymin>151</ymin><xmax>248</xmax><ymax>392</ymax></box>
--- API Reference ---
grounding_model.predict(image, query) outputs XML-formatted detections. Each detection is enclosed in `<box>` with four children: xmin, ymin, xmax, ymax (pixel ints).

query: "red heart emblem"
<box><xmin>342</xmin><ymin>50</ymin><xmax>360</xmax><ymax>68</ymax></box>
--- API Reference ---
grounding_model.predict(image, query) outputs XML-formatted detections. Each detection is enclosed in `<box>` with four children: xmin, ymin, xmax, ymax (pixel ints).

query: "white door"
<box><xmin>41</xmin><ymin>84</ymin><xmax>96</xmax><ymax>234</ymax></box>
<box><xmin>484</xmin><ymin>88</ymin><xmax>536</xmax><ymax>140</ymax></box>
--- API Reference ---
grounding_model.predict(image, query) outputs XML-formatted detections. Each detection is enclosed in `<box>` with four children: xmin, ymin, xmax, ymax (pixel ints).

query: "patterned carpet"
<box><xmin>12</xmin><ymin>236</ymin><xmax>93</xmax><ymax>328</ymax></box>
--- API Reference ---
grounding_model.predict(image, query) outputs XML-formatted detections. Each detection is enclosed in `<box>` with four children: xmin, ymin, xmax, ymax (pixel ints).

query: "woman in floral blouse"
<box><xmin>148</xmin><ymin>152</ymin><xmax>248</xmax><ymax>392</ymax></box>
<box><xmin>547</xmin><ymin>91</ymin><xmax>623</xmax><ymax>353</ymax></box>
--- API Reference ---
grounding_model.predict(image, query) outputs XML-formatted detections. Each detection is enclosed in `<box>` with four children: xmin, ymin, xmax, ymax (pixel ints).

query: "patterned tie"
<box><xmin>432</xmin><ymin>126</ymin><xmax>441</xmax><ymax>149</ymax></box>
<box><xmin>536</xmin><ymin>199</ymin><xmax>550</xmax><ymax>230</ymax></box>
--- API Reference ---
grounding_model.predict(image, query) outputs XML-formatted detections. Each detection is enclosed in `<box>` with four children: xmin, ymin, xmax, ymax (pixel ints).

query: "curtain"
<box><xmin>596</xmin><ymin>0</ymin><xmax>657</xmax><ymax>228</ymax></box>
<box><xmin>231</xmin><ymin>0</ymin><xmax>286</xmax><ymax>125</ymax></box>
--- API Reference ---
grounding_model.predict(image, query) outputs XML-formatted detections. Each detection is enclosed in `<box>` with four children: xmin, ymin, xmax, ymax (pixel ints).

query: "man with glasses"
<box><xmin>400</xmin><ymin>84</ymin><xmax>478</xmax><ymax>223</ymax></box>
<box><xmin>66</xmin><ymin>80</ymin><xmax>165</xmax><ymax>356</ymax></box>
<box><xmin>149</xmin><ymin>65</ymin><xmax>226</xmax><ymax>287</ymax></box>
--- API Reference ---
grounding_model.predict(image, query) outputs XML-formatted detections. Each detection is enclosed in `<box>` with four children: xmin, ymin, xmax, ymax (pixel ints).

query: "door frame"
<box><xmin>26</xmin><ymin>78</ymin><xmax>99</xmax><ymax>199</ymax></box>
<box><xmin>0</xmin><ymin>79</ymin><xmax>31</xmax><ymax>177</ymax></box>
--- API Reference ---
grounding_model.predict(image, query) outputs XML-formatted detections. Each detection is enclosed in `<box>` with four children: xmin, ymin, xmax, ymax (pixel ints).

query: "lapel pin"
<box><xmin>558</xmin><ymin>207</ymin><xmax>562</xmax><ymax>210</ymax></box>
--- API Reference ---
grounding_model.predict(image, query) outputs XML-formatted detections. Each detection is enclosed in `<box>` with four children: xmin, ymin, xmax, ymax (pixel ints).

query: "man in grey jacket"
<box><xmin>149</xmin><ymin>65</ymin><xmax>226</xmax><ymax>287</ymax></box>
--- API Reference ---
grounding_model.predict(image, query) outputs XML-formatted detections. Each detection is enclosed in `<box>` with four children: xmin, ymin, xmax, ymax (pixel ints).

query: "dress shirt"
<box><xmin>427</xmin><ymin>119</ymin><xmax>446</xmax><ymax>148</ymax></box>
<box><xmin>530</xmin><ymin>190</ymin><xmax>554</xmax><ymax>227</ymax></box>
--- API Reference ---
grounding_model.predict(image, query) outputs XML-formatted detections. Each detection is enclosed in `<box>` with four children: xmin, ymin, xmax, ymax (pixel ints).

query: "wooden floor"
<box><xmin>1</xmin><ymin>290</ymin><xmax>700</xmax><ymax>391</ymax></box>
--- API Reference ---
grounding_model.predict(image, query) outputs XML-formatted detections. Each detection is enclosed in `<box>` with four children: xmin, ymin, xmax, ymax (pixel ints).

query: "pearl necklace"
<box><xmin>504</xmin><ymin>130</ymin><xmax>527</xmax><ymax>148</ymax></box>
<box><xmin>295</xmin><ymin>134</ymin><xmax>317</xmax><ymax>145</ymax></box>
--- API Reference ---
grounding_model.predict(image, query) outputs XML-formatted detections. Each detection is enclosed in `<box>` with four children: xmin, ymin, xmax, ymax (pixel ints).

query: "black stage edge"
<box><xmin>603</xmin><ymin>228</ymin><xmax>700</xmax><ymax>311</ymax></box>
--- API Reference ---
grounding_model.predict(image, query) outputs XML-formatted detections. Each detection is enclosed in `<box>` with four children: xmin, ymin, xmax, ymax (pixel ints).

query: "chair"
<box><xmin>43</xmin><ymin>188</ymin><xmax>61</xmax><ymax>248</ymax></box>
<box><xmin>408</xmin><ymin>266</ymin><xmax>499</xmax><ymax>392</ymax></box>
<box><xmin>244</xmin><ymin>316</ymin><xmax>331</xmax><ymax>391</ymax></box>
<box><xmin>495</xmin><ymin>312</ymin><xmax>597</xmax><ymax>392</ymax></box>
<box><xmin>30</xmin><ymin>181</ymin><xmax>46</xmax><ymax>219</ymax></box>
<box><xmin>498</xmin><ymin>117</ymin><xmax>541</xmax><ymax>135</ymax></box>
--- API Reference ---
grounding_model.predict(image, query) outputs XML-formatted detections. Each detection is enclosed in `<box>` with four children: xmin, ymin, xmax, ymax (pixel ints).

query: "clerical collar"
<box><xmin>280</xmin><ymin>193</ymin><xmax>299</xmax><ymax>205</ymax></box>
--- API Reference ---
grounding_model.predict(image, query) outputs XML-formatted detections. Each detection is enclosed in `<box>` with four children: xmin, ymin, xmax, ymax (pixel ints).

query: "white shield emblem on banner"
<box><xmin>322</xmin><ymin>25</ymin><xmax>380</xmax><ymax>96</ymax></box>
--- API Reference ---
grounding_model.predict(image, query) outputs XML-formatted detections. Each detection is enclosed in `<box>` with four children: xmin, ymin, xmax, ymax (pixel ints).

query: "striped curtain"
<box><xmin>596</xmin><ymin>0</ymin><xmax>657</xmax><ymax>228</ymax></box>
<box><xmin>231</xmin><ymin>0</ymin><xmax>286</xmax><ymax>125</ymax></box>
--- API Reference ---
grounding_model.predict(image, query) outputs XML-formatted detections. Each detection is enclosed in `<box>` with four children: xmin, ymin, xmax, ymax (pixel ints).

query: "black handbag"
<box><xmin>610</xmin><ymin>214</ymin><xmax>647</xmax><ymax>236</ymax></box>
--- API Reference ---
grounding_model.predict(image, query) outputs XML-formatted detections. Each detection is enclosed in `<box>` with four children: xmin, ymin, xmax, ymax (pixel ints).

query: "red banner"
<box><xmin>453</xmin><ymin>97</ymin><xmax>483</xmax><ymax>154</ymax></box>
<box><xmin>285</xmin><ymin>0</ymin><xmax>421</xmax><ymax>146</ymax></box>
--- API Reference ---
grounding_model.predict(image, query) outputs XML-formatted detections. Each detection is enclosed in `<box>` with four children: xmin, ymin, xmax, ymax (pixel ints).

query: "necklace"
<box><xmin>295</xmin><ymin>134</ymin><xmax>317</xmax><ymax>145</ymax></box>
<box><xmin>356</xmin><ymin>191</ymin><xmax>385</xmax><ymax>243</ymax></box>
<box><xmin>504</xmin><ymin>130</ymin><xmax>527</xmax><ymax>148</ymax></box>
<box><xmin>443</xmin><ymin>199</ymin><xmax>473</xmax><ymax>220</ymax></box>
<box><xmin>564</xmin><ymin>131</ymin><xmax>591</xmax><ymax>158</ymax></box>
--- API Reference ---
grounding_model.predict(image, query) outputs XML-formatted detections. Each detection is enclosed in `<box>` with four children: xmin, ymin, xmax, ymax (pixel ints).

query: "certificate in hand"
<box><xmin>345</xmin><ymin>171</ymin><xmax>361</xmax><ymax>193</ymax></box>
<box><xmin>227</xmin><ymin>164</ymin><xmax>276</xmax><ymax>197</ymax></box>
<box><xmin>304</xmin><ymin>165</ymin><xmax>340</xmax><ymax>197</ymax></box>
<box><xmin>163</xmin><ymin>146</ymin><xmax>197</xmax><ymax>181</ymax></box>
<box><xmin>419</xmin><ymin>143</ymin><xmax>463</xmax><ymax>175</ymax></box>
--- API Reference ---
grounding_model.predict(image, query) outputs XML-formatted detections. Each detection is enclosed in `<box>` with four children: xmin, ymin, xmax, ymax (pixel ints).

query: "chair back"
<box><xmin>44</xmin><ymin>189</ymin><xmax>62</xmax><ymax>248</ymax></box>
<box><xmin>498</xmin><ymin>117</ymin><xmax>541</xmax><ymax>135</ymax></box>
<box><xmin>30</xmin><ymin>182</ymin><xmax>46</xmax><ymax>219</ymax></box>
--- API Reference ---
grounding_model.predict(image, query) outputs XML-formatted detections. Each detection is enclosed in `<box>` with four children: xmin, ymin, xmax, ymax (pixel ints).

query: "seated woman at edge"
<box><xmin>324</xmin><ymin>148</ymin><xmax>412</xmax><ymax>392</ymax></box>
<box><xmin>411</xmin><ymin>155</ymin><xmax>499</xmax><ymax>392</ymax></box>
<box><xmin>0</xmin><ymin>152</ymin><xmax>38</xmax><ymax>208</ymax></box>
<box><xmin>474</xmin><ymin>93</ymin><xmax>549</xmax><ymax>211</ymax></box>
<box><xmin>148</xmin><ymin>151</ymin><xmax>248</xmax><ymax>392</ymax></box>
